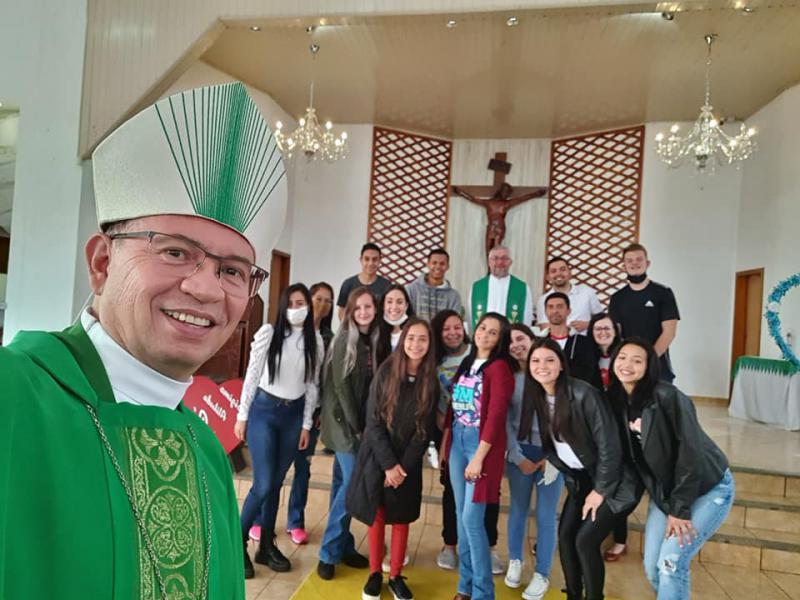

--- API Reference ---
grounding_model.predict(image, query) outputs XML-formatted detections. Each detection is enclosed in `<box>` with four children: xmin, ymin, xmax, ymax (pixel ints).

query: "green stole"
<box><xmin>471</xmin><ymin>275</ymin><xmax>527</xmax><ymax>329</ymax></box>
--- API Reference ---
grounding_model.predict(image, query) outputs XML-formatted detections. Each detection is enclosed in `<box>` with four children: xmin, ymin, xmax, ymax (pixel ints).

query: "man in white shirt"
<box><xmin>535</xmin><ymin>257</ymin><xmax>604</xmax><ymax>334</ymax></box>
<box><xmin>467</xmin><ymin>245</ymin><xmax>533</xmax><ymax>331</ymax></box>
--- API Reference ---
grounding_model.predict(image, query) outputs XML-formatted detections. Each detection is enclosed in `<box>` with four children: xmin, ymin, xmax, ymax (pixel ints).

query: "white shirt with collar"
<box><xmin>535</xmin><ymin>282</ymin><xmax>604</xmax><ymax>335</ymax></box>
<box><xmin>81</xmin><ymin>310</ymin><xmax>191</xmax><ymax>410</ymax></box>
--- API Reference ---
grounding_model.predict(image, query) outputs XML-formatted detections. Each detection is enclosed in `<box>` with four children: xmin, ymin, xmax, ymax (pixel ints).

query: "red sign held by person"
<box><xmin>183</xmin><ymin>376</ymin><xmax>243</xmax><ymax>454</ymax></box>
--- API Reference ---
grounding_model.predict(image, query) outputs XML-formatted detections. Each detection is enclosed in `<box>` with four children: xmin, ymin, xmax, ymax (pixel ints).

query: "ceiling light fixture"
<box><xmin>446</xmin><ymin>19</ymin><xmax>457</xmax><ymax>28</ymax></box>
<box><xmin>506</xmin><ymin>16</ymin><xmax>519</xmax><ymax>27</ymax></box>
<box><xmin>654</xmin><ymin>34</ymin><xmax>756</xmax><ymax>172</ymax></box>
<box><xmin>274</xmin><ymin>40</ymin><xmax>348</xmax><ymax>163</ymax></box>
<box><xmin>661</xmin><ymin>11</ymin><xmax>675</xmax><ymax>20</ymax></box>
<box><xmin>742</xmin><ymin>5</ymin><xmax>755</xmax><ymax>13</ymax></box>
<box><xmin>249</xmin><ymin>25</ymin><xmax>261</xmax><ymax>32</ymax></box>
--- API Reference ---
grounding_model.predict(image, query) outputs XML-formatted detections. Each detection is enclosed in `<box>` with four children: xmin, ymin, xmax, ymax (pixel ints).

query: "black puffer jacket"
<box><xmin>541</xmin><ymin>377</ymin><xmax>643</xmax><ymax>515</ymax></box>
<box><xmin>619</xmin><ymin>382</ymin><xmax>729</xmax><ymax>520</ymax></box>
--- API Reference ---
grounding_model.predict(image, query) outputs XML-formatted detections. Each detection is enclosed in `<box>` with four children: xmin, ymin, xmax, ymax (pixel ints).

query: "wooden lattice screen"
<box><xmin>546</xmin><ymin>125</ymin><xmax>644</xmax><ymax>303</ymax></box>
<box><xmin>367</xmin><ymin>127</ymin><xmax>452</xmax><ymax>284</ymax></box>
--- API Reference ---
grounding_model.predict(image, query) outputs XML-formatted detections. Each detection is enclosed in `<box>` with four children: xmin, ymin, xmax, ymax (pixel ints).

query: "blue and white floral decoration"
<box><xmin>764</xmin><ymin>272</ymin><xmax>800</xmax><ymax>369</ymax></box>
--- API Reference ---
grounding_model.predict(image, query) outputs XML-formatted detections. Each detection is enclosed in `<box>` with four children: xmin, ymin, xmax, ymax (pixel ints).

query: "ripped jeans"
<box><xmin>643</xmin><ymin>469</ymin><xmax>735</xmax><ymax>599</ymax></box>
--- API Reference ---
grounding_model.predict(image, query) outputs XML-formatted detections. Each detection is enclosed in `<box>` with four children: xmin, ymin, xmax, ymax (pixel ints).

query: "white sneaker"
<box><xmin>382</xmin><ymin>553</ymin><xmax>410</xmax><ymax>573</ymax></box>
<box><xmin>504</xmin><ymin>559</ymin><xmax>523</xmax><ymax>588</ymax></box>
<box><xmin>491</xmin><ymin>549</ymin><xmax>504</xmax><ymax>575</ymax></box>
<box><xmin>436</xmin><ymin>546</ymin><xmax>457</xmax><ymax>570</ymax></box>
<box><xmin>426</xmin><ymin>442</ymin><xmax>439</xmax><ymax>469</ymax></box>
<box><xmin>522</xmin><ymin>573</ymin><xmax>550</xmax><ymax>600</ymax></box>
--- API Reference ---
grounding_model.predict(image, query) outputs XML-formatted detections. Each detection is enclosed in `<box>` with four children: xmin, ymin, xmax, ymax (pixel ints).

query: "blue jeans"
<box><xmin>449</xmin><ymin>423</ymin><xmax>493</xmax><ymax>600</ymax></box>
<box><xmin>643</xmin><ymin>470</ymin><xmax>735</xmax><ymax>599</ymax></box>
<box><xmin>239</xmin><ymin>389</ymin><xmax>305</xmax><ymax>537</ymax></box>
<box><xmin>506</xmin><ymin>444</ymin><xmax>564</xmax><ymax>576</ymax></box>
<box><xmin>287</xmin><ymin>424</ymin><xmax>320</xmax><ymax>530</ymax></box>
<box><xmin>319</xmin><ymin>451</ymin><xmax>357</xmax><ymax>564</ymax></box>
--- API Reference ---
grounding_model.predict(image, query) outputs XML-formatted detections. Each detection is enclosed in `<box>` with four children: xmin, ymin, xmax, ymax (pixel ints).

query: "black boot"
<box><xmin>243</xmin><ymin>540</ymin><xmax>255</xmax><ymax>579</ymax></box>
<box><xmin>255</xmin><ymin>532</ymin><xmax>291</xmax><ymax>572</ymax></box>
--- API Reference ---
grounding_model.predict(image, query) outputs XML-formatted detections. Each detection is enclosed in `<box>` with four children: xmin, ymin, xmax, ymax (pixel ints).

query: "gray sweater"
<box><xmin>405</xmin><ymin>273</ymin><xmax>463</xmax><ymax>322</ymax></box>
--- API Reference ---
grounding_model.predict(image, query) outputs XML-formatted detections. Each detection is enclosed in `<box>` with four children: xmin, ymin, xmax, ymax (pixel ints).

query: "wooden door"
<box><xmin>197</xmin><ymin>295</ymin><xmax>264</xmax><ymax>381</ymax></box>
<box><xmin>267</xmin><ymin>250</ymin><xmax>291</xmax><ymax>324</ymax></box>
<box><xmin>730</xmin><ymin>268</ymin><xmax>764</xmax><ymax>386</ymax></box>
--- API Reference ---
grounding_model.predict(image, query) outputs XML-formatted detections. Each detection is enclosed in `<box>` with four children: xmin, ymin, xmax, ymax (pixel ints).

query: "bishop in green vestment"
<box><xmin>0</xmin><ymin>82</ymin><xmax>287</xmax><ymax>599</ymax></box>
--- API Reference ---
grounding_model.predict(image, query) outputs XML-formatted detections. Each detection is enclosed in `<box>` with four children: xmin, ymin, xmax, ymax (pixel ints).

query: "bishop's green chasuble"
<box><xmin>470</xmin><ymin>275</ymin><xmax>527</xmax><ymax>330</ymax></box>
<box><xmin>0</xmin><ymin>323</ymin><xmax>244</xmax><ymax>599</ymax></box>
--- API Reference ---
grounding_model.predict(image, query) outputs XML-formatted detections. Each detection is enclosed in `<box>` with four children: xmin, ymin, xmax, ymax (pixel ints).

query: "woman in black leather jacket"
<box><xmin>524</xmin><ymin>338</ymin><xmax>640</xmax><ymax>600</ymax></box>
<box><xmin>609</xmin><ymin>338</ymin><xmax>734</xmax><ymax>600</ymax></box>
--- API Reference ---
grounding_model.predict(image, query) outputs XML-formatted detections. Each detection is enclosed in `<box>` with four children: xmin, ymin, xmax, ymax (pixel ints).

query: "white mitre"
<box><xmin>92</xmin><ymin>82</ymin><xmax>287</xmax><ymax>266</ymax></box>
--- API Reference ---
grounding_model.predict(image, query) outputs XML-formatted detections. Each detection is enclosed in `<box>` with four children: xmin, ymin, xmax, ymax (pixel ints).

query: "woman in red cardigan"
<box><xmin>445</xmin><ymin>312</ymin><xmax>515</xmax><ymax>600</ymax></box>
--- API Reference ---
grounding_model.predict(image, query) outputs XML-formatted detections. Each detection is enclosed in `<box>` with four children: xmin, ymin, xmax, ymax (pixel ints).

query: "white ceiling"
<box><xmin>203</xmin><ymin>2</ymin><xmax>800</xmax><ymax>139</ymax></box>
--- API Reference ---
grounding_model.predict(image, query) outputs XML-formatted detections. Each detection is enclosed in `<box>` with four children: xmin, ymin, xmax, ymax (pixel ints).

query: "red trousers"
<box><xmin>368</xmin><ymin>506</ymin><xmax>409</xmax><ymax>577</ymax></box>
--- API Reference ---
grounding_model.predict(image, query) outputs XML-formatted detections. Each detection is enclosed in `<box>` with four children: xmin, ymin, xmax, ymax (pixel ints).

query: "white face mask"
<box><xmin>286</xmin><ymin>306</ymin><xmax>309</xmax><ymax>326</ymax></box>
<box><xmin>384</xmin><ymin>313</ymin><xmax>408</xmax><ymax>327</ymax></box>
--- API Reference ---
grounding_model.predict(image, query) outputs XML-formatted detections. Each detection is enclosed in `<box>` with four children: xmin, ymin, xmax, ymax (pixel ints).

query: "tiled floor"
<box><xmin>237</xmin><ymin>403</ymin><xmax>800</xmax><ymax>599</ymax></box>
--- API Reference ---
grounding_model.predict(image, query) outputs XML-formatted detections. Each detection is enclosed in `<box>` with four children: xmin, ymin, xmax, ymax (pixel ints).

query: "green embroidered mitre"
<box><xmin>92</xmin><ymin>82</ymin><xmax>287</xmax><ymax>264</ymax></box>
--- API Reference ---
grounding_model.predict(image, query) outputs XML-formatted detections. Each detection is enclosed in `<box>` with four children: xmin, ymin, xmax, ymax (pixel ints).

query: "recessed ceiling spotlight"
<box><xmin>742</xmin><ymin>5</ymin><xmax>755</xmax><ymax>13</ymax></box>
<box><xmin>506</xmin><ymin>16</ymin><xmax>519</xmax><ymax>27</ymax></box>
<box><xmin>249</xmin><ymin>25</ymin><xmax>261</xmax><ymax>32</ymax></box>
<box><xmin>661</xmin><ymin>11</ymin><xmax>675</xmax><ymax>20</ymax></box>
<box><xmin>306</xmin><ymin>25</ymin><xmax>317</xmax><ymax>34</ymax></box>
<box><xmin>446</xmin><ymin>19</ymin><xmax>457</xmax><ymax>28</ymax></box>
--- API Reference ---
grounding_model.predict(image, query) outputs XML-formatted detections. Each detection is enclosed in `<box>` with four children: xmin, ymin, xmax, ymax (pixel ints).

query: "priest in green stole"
<box><xmin>0</xmin><ymin>82</ymin><xmax>287</xmax><ymax>599</ymax></box>
<box><xmin>467</xmin><ymin>245</ymin><xmax>534</xmax><ymax>331</ymax></box>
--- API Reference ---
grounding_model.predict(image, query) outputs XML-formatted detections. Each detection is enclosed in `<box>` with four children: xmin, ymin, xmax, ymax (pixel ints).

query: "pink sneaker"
<box><xmin>288</xmin><ymin>528</ymin><xmax>308</xmax><ymax>545</ymax></box>
<box><xmin>248</xmin><ymin>525</ymin><xmax>261</xmax><ymax>542</ymax></box>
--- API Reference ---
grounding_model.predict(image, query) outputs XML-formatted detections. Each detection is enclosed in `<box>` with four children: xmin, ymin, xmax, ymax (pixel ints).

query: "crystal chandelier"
<box><xmin>275</xmin><ymin>42</ymin><xmax>348</xmax><ymax>162</ymax></box>
<box><xmin>655</xmin><ymin>34</ymin><xmax>756</xmax><ymax>172</ymax></box>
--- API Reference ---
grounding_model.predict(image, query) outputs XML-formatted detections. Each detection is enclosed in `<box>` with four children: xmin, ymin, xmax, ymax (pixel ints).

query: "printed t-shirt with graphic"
<box><xmin>437</xmin><ymin>346</ymin><xmax>471</xmax><ymax>414</ymax></box>
<box><xmin>451</xmin><ymin>358</ymin><xmax>487</xmax><ymax>428</ymax></box>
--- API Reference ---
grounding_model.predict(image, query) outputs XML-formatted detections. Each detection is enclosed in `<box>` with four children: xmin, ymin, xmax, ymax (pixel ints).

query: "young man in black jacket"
<box><xmin>542</xmin><ymin>293</ymin><xmax>598</xmax><ymax>387</ymax></box>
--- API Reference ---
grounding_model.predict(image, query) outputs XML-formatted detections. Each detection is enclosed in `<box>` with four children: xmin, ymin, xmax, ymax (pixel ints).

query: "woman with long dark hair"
<box><xmin>376</xmin><ymin>284</ymin><xmax>415</xmax><ymax>366</ymax></box>
<box><xmin>504</xmin><ymin>324</ymin><xmax>564</xmax><ymax>599</ymax></box>
<box><xmin>347</xmin><ymin>318</ymin><xmax>439</xmax><ymax>600</ymax></box>
<box><xmin>526</xmin><ymin>338</ymin><xmax>639</xmax><ymax>600</ymax></box>
<box><xmin>432</xmin><ymin>309</ymin><xmax>504</xmax><ymax>573</ymax></box>
<box><xmin>446</xmin><ymin>312</ymin><xmax>515</xmax><ymax>600</ymax></box>
<box><xmin>236</xmin><ymin>283</ymin><xmax>322</xmax><ymax>577</ymax></box>
<box><xmin>609</xmin><ymin>338</ymin><xmax>734</xmax><ymax>599</ymax></box>
<box><xmin>284</xmin><ymin>281</ymin><xmax>336</xmax><ymax>546</ymax></box>
<box><xmin>317</xmin><ymin>287</ymin><xmax>380</xmax><ymax>580</ymax></box>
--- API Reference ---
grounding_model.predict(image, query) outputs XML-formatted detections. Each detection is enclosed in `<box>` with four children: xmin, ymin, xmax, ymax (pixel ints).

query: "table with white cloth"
<box><xmin>729</xmin><ymin>356</ymin><xmax>800</xmax><ymax>430</ymax></box>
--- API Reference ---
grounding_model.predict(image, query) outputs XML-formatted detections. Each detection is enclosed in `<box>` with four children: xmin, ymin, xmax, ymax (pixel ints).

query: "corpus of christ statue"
<box><xmin>451</xmin><ymin>152</ymin><xmax>548</xmax><ymax>258</ymax></box>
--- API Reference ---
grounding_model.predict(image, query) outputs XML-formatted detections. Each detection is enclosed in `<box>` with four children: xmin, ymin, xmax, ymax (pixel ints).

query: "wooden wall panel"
<box><xmin>367</xmin><ymin>126</ymin><xmax>452</xmax><ymax>285</ymax></box>
<box><xmin>546</xmin><ymin>125</ymin><xmax>644</xmax><ymax>303</ymax></box>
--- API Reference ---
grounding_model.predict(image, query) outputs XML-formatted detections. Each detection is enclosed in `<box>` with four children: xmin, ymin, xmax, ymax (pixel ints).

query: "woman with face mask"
<box><xmin>283</xmin><ymin>281</ymin><xmax>337</xmax><ymax>547</ymax></box>
<box><xmin>376</xmin><ymin>285</ymin><xmax>416</xmax><ymax>366</ymax></box>
<box><xmin>610</xmin><ymin>338</ymin><xmax>733</xmax><ymax>600</ymax></box>
<box><xmin>346</xmin><ymin>318</ymin><xmax>439</xmax><ymax>600</ymax></box>
<box><xmin>235</xmin><ymin>283</ymin><xmax>323</xmax><ymax>577</ymax></box>
<box><xmin>504</xmin><ymin>324</ymin><xmax>564</xmax><ymax>600</ymax></box>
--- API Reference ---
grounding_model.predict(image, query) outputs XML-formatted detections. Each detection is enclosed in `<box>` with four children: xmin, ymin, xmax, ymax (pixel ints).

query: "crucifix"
<box><xmin>451</xmin><ymin>152</ymin><xmax>548</xmax><ymax>258</ymax></box>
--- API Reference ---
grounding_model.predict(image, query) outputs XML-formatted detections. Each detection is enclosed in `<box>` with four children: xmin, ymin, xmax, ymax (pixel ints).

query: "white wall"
<box><xmin>288</xmin><ymin>125</ymin><xmax>375</xmax><ymax>327</ymax></box>
<box><xmin>639</xmin><ymin>124</ymin><xmax>743</xmax><ymax>398</ymax></box>
<box><xmin>737</xmin><ymin>83</ymin><xmax>800</xmax><ymax>359</ymax></box>
<box><xmin>1</xmin><ymin>0</ymin><xmax>90</xmax><ymax>343</ymax></box>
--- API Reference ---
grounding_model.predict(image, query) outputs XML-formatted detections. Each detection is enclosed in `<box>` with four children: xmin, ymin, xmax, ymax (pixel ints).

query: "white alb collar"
<box><xmin>81</xmin><ymin>310</ymin><xmax>192</xmax><ymax>410</ymax></box>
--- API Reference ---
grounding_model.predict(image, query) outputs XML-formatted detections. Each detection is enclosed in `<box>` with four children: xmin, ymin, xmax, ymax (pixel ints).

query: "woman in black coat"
<box><xmin>525</xmin><ymin>338</ymin><xmax>642</xmax><ymax>600</ymax></box>
<box><xmin>609</xmin><ymin>338</ymin><xmax>734</xmax><ymax>599</ymax></box>
<box><xmin>346</xmin><ymin>317</ymin><xmax>438</xmax><ymax>600</ymax></box>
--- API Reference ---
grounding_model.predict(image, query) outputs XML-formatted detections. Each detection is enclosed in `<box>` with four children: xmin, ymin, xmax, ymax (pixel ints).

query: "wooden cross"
<box><xmin>451</xmin><ymin>152</ymin><xmax>548</xmax><ymax>258</ymax></box>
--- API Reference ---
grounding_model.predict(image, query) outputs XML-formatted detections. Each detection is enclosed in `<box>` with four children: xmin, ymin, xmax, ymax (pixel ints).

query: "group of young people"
<box><xmin>236</xmin><ymin>242</ymin><xmax>734</xmax><ymax>600</ymax></box>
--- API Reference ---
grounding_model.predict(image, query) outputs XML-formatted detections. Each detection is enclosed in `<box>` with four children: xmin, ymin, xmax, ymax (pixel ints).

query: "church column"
<box><xmin>1</xmin><ymin>0</ymin><xmax>90</xmax><ymax>343</ymax></box>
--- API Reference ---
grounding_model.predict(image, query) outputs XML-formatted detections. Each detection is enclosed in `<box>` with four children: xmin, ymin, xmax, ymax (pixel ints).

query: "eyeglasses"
<box><xmin>593</xmin><ymin>326</ymin><xmax>615</xmax><ymax>333</ymax></box>
<box><xmin>109</xmin><ymin>231</ymin><xmax>269</xmax><ymax>298</ymax></box>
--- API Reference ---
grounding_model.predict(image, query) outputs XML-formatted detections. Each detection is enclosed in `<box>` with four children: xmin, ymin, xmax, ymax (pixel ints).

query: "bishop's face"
<box><xmin>88</xmin><ymin>214</ymin><xmax>254</xmax><ymax>380</ymax></box>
